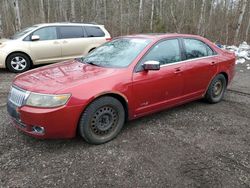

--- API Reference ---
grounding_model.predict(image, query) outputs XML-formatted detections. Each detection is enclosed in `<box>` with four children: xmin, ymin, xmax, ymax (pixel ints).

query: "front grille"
<box><xmin>8</xmin><ymin>86</ymin><xmax>29</xmax><ymax>107</ymax></box>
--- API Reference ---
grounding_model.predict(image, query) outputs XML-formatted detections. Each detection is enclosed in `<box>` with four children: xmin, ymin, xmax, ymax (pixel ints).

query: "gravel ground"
<box><xmin>0</xmin><ymin>62</ymin><xmax>249</xmax><ymax>188</ymax></box>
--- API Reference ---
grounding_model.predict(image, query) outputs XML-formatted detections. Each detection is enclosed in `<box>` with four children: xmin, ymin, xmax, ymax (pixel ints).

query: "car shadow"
<box><xmin>14</xmin><ymin>99</ymin><xmax>209</xmax><ymax>151</ymax></box>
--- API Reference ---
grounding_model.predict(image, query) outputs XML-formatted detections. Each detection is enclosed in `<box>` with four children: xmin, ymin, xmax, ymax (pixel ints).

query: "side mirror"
<box><xmin>31</xmin><ymin>35</ymin><xmax>40</xmax><ymax>41</ymax></box>
<box><xmin>143</xmin><ymin>61</ymin><xmax>160</xmax><ymax>71</ymax></box>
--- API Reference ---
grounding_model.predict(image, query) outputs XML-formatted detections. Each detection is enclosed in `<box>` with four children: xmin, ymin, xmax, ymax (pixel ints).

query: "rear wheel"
<box><xmin>78</xmin><ymin>96</ymin><xmax>125</xmax><ymax>144</ymax></box>
<box><xmin>6</xmin><ymin>53</ymin><xmax>31</xmax><ymax>73</ymax></box>
<box><xmin>205</xmin><ymin>74</ymin><xmax>227</xmax><ymax>103</ymax></box>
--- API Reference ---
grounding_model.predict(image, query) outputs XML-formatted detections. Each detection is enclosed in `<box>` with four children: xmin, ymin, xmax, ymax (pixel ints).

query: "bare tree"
<box><xmin>13</xmin><ymin>0</ymin><xmax>21</xmax><ymax>31</ymax></box>
<box><xmin>150</xmin><ymin>0</ymin><xmax>155</xmax><ymax>32</ymax></box>
<box><xmin>70</xmin><ymin>0</ymin><xmax>76</xmax><ymax>22</ymax></box>
<box><xmin>0</xmin><ymin>13</ymin><xmax>3</xmax><ymax>38</ymax></box>
<box><xmin>138</xmin><ymin>0</ymin><xmax>143</xmax><ymax>31</ymax></box>
<box><xmin>245</xmin><ymin>18</ymin><xmax>250</xmax><ymax>41</ymax></box>
<box><xmin>0</xmin><ymin>0</ymin><xmax>250</xmax><ymax>44</ymax></box>
<box><xmin>40</xmin><ymin>0</ymin><xmax>45</xmax><ymax>23</ymax></box>
<box><xmin>234</xmin><ymin>0</ymin><xmax>247</xmax><ymax>43</ymax></box>
<box><xmin>197</xmin><ymin>0</ymin><xmax>206</xmax><ymax>35</ymax></box>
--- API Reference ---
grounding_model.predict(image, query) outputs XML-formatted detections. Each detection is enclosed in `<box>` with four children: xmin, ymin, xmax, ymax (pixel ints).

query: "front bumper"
<box><xmin>7</xmin><ymin>100</ymin><xmax>84</xmax><ymax>139</ymax></box>
<box><xmin>0</xmin><ymin>50</ymin><xmax>7</xmax><ymax>68</ymax></box>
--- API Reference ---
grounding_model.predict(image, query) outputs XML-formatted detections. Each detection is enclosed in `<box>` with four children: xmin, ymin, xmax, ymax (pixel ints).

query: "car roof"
<box><xmin>34</xmin><ymin>22</ymin><xmax>103</xmax><ymax>27</ymax></box>
<box><xmin>121</xmin><ymin>33</ymin><xmax>205</xmax><ymax>40</ymax></box>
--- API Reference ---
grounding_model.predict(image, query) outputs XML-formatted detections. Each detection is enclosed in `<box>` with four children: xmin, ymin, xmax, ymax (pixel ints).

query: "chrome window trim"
<box><xmin>160</xmin><ymin>54</ymin><xmax>219</xmax><ymax>68</ymax></box>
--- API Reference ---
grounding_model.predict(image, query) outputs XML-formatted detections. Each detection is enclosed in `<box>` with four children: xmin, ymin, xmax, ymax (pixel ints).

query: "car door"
<box><xmin>58</xmin><ymin>26</ymin><xmax>87</xmax><ymax>59</ymax></box>
<box><xmin>28</xmin><ymin>26</ymin><xmax>61</xmax><ymax>64</ymax></box>
<box><xmin>181</xmin><ymin>38</ymin><xmax>218</xmax><ymax>98</ymax></box>
<box><xmin>132</xmin><ymin>39</ymin><xmax>185</xmax><ymax>117</ymax></box>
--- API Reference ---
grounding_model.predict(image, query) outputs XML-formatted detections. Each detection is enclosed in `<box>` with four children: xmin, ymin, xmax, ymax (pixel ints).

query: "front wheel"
<box><xmin>6</xmin><ymin>53</ymin><xmax>31</xmax><ymax>73</ymax></box>
<box><xmin>205</xmin><ymin>74</ymin><xmax>227</xmax><ymax>103</ymax></box>
<box><xmin>78</xmin><ymin>96</ymin><xmax>125</xmax><ymax>144</ymax></box>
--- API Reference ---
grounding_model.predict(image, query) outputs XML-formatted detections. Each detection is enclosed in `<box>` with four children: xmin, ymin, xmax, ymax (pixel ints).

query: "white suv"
<box><xmin>0</xmin><ymin>23</ymin><xmax>111</xmax><ymax>73</ymax></box>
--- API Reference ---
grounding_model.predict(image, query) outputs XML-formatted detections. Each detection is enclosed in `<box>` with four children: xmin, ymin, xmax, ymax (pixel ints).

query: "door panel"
<box><xmin>132</xmin><ymin>63</ymin><xmax>184</xmax><ymax>116</ymax></box>
<box><xmin>183</xmin><ymin>57</ymin><xmax>218</xmax><ymax>96</ymax></box>
<box><xmin>132</xmin><ymin>39</ymin><xmax>184</xmax><ymax>117</ymax></box>
<box><xmin>29</xmin><ymin>27</ymin><xmax>61</xmax><ymax>64</ymax></box>
<box><xmin>182</xmin><ymin>38</ymin><xmax>218</xmax><ymax>97</ymax></box>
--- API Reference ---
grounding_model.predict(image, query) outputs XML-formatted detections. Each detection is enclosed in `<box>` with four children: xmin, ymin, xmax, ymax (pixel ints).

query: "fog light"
<box><xmin>32</xmin><ymin>126</ymin><xmax>45</xmax><ymax>134</ymax></box>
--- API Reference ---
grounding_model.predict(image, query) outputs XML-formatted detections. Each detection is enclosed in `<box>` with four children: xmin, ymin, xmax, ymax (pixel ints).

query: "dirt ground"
<box><xmin>0</xmin><ymin>62</ymin><xmax>249</xmax><ymax>188</ymax></box>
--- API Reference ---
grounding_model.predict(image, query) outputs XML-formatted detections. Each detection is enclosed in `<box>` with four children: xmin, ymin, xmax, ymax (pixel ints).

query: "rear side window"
<box><xmin>84</xmin><ymin>26</ymin><xmax>105</xmax><ymax>37</ymax></box>
<box><xmin>59</xmin><ymin>26</ymin><xmax>84</xmax><ymax>39</ymax></box>
<box><xmin>141</xmin><ymin>39</ymin><xmax>181</xmax><ymax>66</ymax></box>
<box><xmin>32</xmin><ymin>27</ymin><xmax>57</xmax><ymax>41</ymax></box>
<box><xmin>183</xmin><ymin>39</ymin><xmax>215</xmax><ymax>60</ymax></box>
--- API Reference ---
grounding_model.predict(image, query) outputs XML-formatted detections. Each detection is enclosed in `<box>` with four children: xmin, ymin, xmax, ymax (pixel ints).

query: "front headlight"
<box><xmin>26</xmin><ymin>93</ymin><xmax>71</xmax><ymax>107</ymax></box>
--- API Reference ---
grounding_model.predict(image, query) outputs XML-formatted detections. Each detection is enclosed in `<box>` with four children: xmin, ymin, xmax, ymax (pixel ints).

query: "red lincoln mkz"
<box><xmin>7</xmin><ymin>34</ymin><xmax>236</xmax><ymax>144</ymax></box>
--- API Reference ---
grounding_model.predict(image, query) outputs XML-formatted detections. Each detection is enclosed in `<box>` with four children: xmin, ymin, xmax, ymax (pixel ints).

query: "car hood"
<box><xmin>13</xmin><ymin>60</ymin><xmax>120</xmax><ymax>94</ymax></box>
<box><xmin>0</xmin><ymin>38</ymin><xmax>10</xmax><ymax>46</ymax></box>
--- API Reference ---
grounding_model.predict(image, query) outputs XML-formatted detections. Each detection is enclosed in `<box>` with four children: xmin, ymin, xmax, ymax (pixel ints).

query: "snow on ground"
<box><xmin>222</xmin><ymin>42</ymin><xmax>250</xmax><ymax>66</ymax></box>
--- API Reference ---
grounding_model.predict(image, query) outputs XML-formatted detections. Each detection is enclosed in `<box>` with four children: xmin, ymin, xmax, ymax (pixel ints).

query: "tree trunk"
<box><xmin>120</xmin><ymin>0</ymin><xmax>123</xmax><ymax>35</ymax></box>
<box><xmin>170</xmin><ymin>2</ymin><xmax>179</xmax><ymax>33</ymax></box>
<box><xmin>46</xmin><ymin>0</ymin><xmax>50</xmax><ymax>22</ymax></box>
<box><xmin>197</xmin><ymin>0</ymin><xmax>206</xmax><ymax>35</ymax></box>
<box><xmin>0</xmin><ymin>13</ymin><xmax>3</xmax><ymax>38</ymax></box>
<box><xmin>139</xmin><ymin>0</ymin><xmax>143</xmax><ymax>31</ymax></box>
<box><xmin>104</xmin><ymin>0</ymin><xmax>107</xmax><ymax>24</ymax></box>
<box><xmin>245</xmin><ymin>18</ymin><xmax>250</xmax><ymax>42</ymax></box>
<box><xmin>40</xmin><ymin>0</ymin><xmax>45</xmax><ymax>23</ymax></box>
<box><xmin>13</xmin><ymin>0</ymin><xmax>21</xmax><ymax>31</ymax></box>
<box><xmin>234</xmin><ymin>0</ymin><xmax>247</xmax><ymax>44</ymax></box>
<box><xmin>126</xmin><ymin>0</ymin><xmax>130</xmax><ymax>34</ymax></box>
<box><xmin>70</xmin><ymin>0</ymin><xmax>76</xmax><ymax>22</ymax></box>
<box><xmin>150</xmin><ymin>0</ymin><xmax>155</xmax><ymax>32</ymax></box>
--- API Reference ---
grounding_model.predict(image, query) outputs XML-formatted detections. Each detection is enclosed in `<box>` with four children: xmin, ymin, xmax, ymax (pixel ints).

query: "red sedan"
<box><xmin>7</xmin><ymin>34</ymin><xmax>236</xmax><ymax>144</ymax></box>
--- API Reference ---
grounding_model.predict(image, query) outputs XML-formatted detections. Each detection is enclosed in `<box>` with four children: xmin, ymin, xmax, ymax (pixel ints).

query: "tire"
<box><xmin>205</xmin><ymin>74</ymin><xmax>227</xmax><ymax>103</ymax></box>
<box><xmin>6</xmin><ymin>53</ymin><xmax>31</xmax><ymax>73</ymax></box>
<box><xmin>78</xmin><ymin>96</ymin><xmax>125</xmax><ymax>144</ymax></box>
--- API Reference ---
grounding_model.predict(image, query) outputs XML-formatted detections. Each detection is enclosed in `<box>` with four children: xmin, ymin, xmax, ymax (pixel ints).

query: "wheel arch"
<box><xmin>75</xmin><ymin>91</ymin><xmax>129</xmax><ymax>136</ymax></box>
<box><xmin>204</xmin><ymin>71</ymin><xmax>229</xmax><ymax>97</ymax></box>
<box><xmin>218</xmin><ymin>71</ymin><xmax>228</xmax><ymax>86</ymax></box>
<box><xmin>88</xmin><ymin>47</ymin><xmax>96</xmax><ymax>53</ymax></box>
<box><xmin>5</xmin><ymin>51</ymin><xmax>33</xmax><ymax>67</ymax></box>
<box><xmin>90</xmin><ymin>92</ymin><xmax>129</xmax><ymax>121</ymax></box>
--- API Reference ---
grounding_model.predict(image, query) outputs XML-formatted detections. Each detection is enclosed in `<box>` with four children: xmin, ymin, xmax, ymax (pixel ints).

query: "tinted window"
<box><xmin>85</xmin><ymin>26</ymin><xmax>105</xmax><ymax>37</ymax></box>
<box><xmin>82</xmin><ymin>38</ymin><xmax>151</xmax><ymax>68</ymax></box>
<box><xmin>183</xmin><ymin>39</ymin><xmax>214</xmax><ymax>59</ymax></box>
<box><xmin>32</xmin><ymin>27</ymin><xmax>57</xmax><ymax>41</ymax></box>
<box><xmin>59</xmin><ymin>26</ymin><xmax>84</xmax><ymax>39</ymax></box>
<box><xmin>141</xmin><ymin>39</ymin><xmax>181</xmax><ymax>65</ymax></box>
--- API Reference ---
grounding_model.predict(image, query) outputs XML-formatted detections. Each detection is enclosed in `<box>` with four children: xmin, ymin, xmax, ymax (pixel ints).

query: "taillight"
<box><xmin>106</xmin><ymin>38</ymin><xmax>112</xmax><ymax>41</ymax></box>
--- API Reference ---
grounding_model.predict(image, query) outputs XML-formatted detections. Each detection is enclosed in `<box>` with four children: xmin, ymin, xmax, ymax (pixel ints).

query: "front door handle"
<box><xmin>62</xmin><ymin>40</ymin><xmax>68</xmax><ymax>44</ymax></box>
<box><xmin>53</xmin><ymin>41</ymin><xmax>60</xmax><ymax>44</ymax></box>
<box><xmin>211</xmin><ymin>62</ymin><xmax>216</xmax><ymax>65</ymax></box>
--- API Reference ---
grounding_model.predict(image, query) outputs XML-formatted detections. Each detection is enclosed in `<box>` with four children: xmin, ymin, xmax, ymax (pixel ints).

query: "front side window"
<box><xmin>84</xmin><ymin>26</ymin><xmax>105</xmax><ymax>37</ymax></box>
<box><xmin>141</xmin><ymin>39</ymin><xmax>181</xmax><ymax>66</ymax></box>
<box><xmin>81</xmin><ymin>38</ymin><xmax>152</xmax><ymax>68</ymax></box>
<box><xmin>59</xmin><ymin>26</ymin><xmax>84</xmax><ymax>39</ymax></box>
<box><xmin>183</xmin><ymin>39</ymin><xmax>214</xmax><ymax>60</ymax></box>
<box><xmin>32</xmin><ymin>27</ymin><xmax>57</xmax><ymax>41</ymax></box>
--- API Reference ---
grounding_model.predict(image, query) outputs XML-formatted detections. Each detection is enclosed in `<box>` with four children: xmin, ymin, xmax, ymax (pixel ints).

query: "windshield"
<box><xmin>82</xmin><ymin>38</ymin><xmax>152</xmax><ymax>68</ymax></box>
<box><xmin>10</xmin><ymin>26</ymin><xmax>38</xmax><ymax>39</ymax></box>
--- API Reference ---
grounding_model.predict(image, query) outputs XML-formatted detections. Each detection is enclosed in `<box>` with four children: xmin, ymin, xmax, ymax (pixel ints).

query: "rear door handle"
<box><xmin>62</xmin><ymin>40</ymin><xmax>68</xmax><ymax>44</ymax></box>
<box><xmin>174</xmin><ymin>67</ymin><xmax>181</xmax><ymax>74</ymax></box>
<box><xmin>211</xmin><ymin>62</ymin><xmax>216</xmax><ymax>65</ymax></box>
<box><xmin>53</xmin><ymin>41</ymin><xmax>60</xmax><ymax>44</ymax></box>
